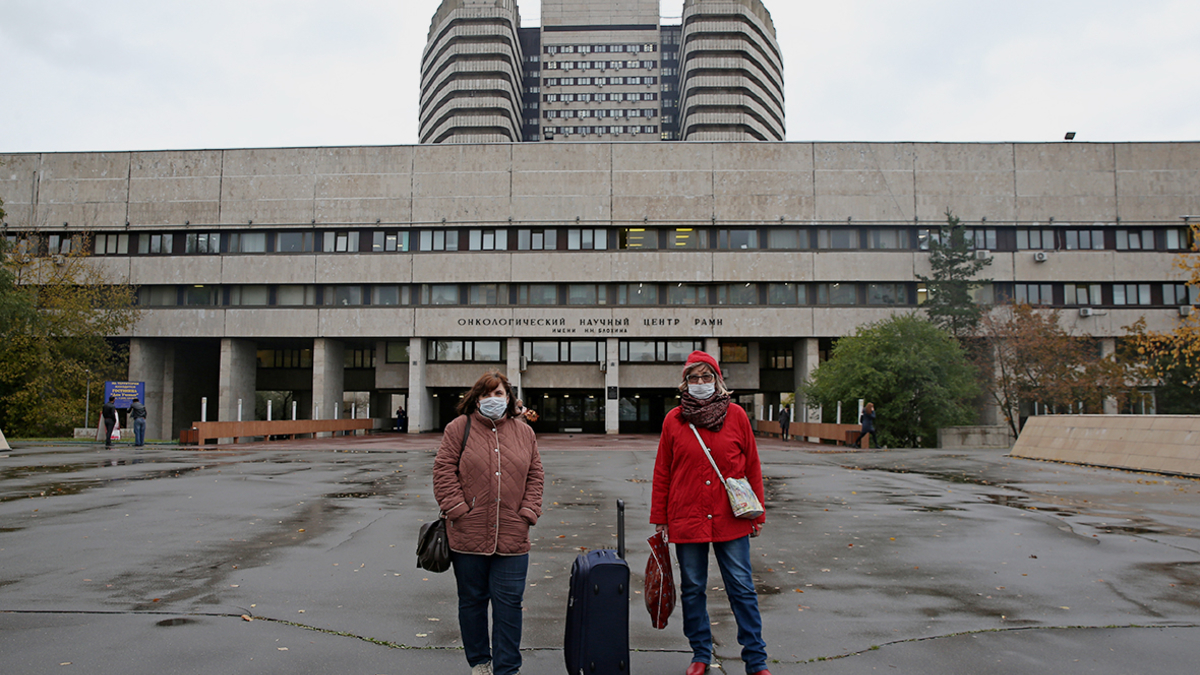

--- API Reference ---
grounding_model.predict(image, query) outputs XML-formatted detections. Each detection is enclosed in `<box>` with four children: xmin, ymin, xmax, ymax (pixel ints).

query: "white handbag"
<box><xmin>689</xmin><ymin>424</ymin><xmax>764</xmax><ymax>520</ymax></box>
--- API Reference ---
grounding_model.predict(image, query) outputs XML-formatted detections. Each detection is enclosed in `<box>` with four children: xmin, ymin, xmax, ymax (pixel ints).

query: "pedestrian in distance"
<box><xmin>650</xmin><ymin>351</ymin><xmax>771</xmax><ymax>675</ymax></box>
<box><xmin>102</xmin><ymin>396</ymin><xmax>117</xmax><ymax>448</ymax></box>
<box><xmin>433</xmin><ymin>370</ymin><xmax>544</xmax><ymax>675</ymax></box>
<box><xmin>851</xmin><ymin>402</ymin><xmax>875</xmax><ymax>448</ymax></box>
<box><xmin>129</xmin><ymin>397</ymin><xmax>148</xmax><ymax>447</ymax></box>
<box><xmin>779</xmin><ymin>404</ymin><xmax>791</xmax><ymax>441</ymax></box>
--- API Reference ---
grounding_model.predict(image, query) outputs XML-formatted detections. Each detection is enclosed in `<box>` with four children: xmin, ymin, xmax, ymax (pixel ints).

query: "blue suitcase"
<box><xmin>564</xmin><ymin>499</ymin><xmax>630</xmax><ymax>675</ymax></box>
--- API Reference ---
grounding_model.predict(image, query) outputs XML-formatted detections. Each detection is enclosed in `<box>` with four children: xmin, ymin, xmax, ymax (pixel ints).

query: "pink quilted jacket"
<box><xmin>433</xmin><ymin>412</ymin><xmax>544</xmax><ymax>555</ymax></box>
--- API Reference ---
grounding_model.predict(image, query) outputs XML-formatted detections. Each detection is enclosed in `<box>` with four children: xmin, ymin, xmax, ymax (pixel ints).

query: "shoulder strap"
<box><xmin>461</xmin><ymin>414</ymin><xmax>472</xmax><ymax>453</ymax></box>
<box><xmin>689</xmin><ymin>423</ymin><xmax>726</xmax><ymax>483</ymax></box>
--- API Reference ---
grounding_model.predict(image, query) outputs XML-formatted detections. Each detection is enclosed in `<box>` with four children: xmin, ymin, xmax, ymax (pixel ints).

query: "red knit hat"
<box><xmin>683</xmin><ymin>350</ymin><xmax>721</xmax><ymax>379</ymax></box>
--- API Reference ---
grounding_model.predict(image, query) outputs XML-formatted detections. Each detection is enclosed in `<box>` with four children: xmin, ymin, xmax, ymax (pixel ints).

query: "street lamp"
<box><xmin>84</xmin><ymin>370</ymin><xmax>91</xmax><ymax>429</ymax></box>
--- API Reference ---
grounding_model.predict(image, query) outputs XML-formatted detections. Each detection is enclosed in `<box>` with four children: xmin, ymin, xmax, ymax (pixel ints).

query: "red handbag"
<box><xmin>644</xmin><ymin>530</ymin><xmax>676</xmax><ymax>629</ymax></box>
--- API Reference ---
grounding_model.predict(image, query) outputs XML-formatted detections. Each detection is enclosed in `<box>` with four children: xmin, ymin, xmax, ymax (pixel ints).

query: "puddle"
<box><xmin>325</xmin><ymin>491</ymin><xmax>377</xmax><ymax>499</ymax></box>
<box><xmin>155</xmin><ymin>618</ymin><xmax>194</xmax><ymax>627</ymax></box>
<box><xmin>0</xmin><ymin>465</ymin><xmax>209</xmax><ymax>504</ymax></box>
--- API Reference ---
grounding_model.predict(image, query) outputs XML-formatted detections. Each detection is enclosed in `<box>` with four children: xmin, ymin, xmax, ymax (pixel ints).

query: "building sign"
<box><xmin>449</xmin><ymin>313</ymin><xmax>723</xmax><ymax>336</ymax></box>
<box><xmin>105</xmin><ymin>381</ymin><xmax>145</xmax><ymax>408</ymax></box>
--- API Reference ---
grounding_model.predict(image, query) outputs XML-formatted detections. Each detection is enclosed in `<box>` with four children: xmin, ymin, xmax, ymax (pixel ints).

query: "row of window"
<box><xmin>260</xmin><ymin>340</ymin><xmax>786</xmax><ymax>369</ymax></box>
<box><xmin>135</xmin><ymin>282</ymin><xmax>1196</xmax><ymax>309</ymax></box>
<box><xmin>543</xmin><ymin>108</ymin><xmax>658</xmax><ymax>119</ymax></box>
<box><xmin>543</xmin><ymin>43</ymin><xmax>659</xmax><ymax>55</ymax></box>
<box><xmin>24</xmin><ymin>225</ymin><xmax>1194</xmax><ymax>258</ymax></box>
<box><xmin>542</xmin><ymin>76</ymin><xmax>659</xmax><ymax>87</ymax></box>
<box><xmin>544</xmin><ymin>126</ymin><xmax>659</xmax><ymax>137</ymax></box>
<box><xmin>544</xmin><ymin>91</ymin><xmax>659</xmax><ymax>102</ymax></box>
<box><xmin>544</xmin><ymin>59</ymin><xmax>658</xmax><ymax>72</ymax></box>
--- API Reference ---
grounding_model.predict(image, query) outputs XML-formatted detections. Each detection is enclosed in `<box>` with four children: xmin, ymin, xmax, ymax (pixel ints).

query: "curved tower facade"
<box><xmin>678</xmin><ymin>0</ymin><xmax>785</xmax><ymax>141</ymax></box>
<box><xmin>420</xmin><ymin>0</ymin><xmax>525</xmax><ymax>144</ymax></box>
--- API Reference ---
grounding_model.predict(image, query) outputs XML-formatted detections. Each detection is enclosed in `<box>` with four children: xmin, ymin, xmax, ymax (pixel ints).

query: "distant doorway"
<box><xmin>618</xmin><ymin>390</ymin><xmax>680</xmax><ymax>434</ymax></box>
<box><xmin>525</xmin><ymin>390</ymin><xmax>605</xmax><ymax>434</ymax></box>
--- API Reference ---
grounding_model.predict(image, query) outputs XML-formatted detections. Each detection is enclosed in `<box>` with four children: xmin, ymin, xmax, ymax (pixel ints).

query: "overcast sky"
<box><xmin>1</xmin><ymin>0</ymin><xmax>1198</xmax><ymax>153</ymax></box>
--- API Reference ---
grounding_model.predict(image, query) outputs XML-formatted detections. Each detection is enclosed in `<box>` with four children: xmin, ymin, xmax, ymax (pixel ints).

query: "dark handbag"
<box><xmin>644</xmin><ymin>530</ymin><xmax>676</xmax><ymax>629</ymax></box>
<box><xmin>416</xmin><ymin>517</ymin><xmax>451</xmax><ymax>572</ymax></box>
<box><xmin>416</xmin><ymin>415</ymin><xmax>472</xmax><ymax>573</ymax></box>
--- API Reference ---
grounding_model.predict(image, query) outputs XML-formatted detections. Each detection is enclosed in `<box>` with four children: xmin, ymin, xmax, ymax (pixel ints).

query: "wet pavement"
<box><xmin>2</xmin><ymin>434</ymin><xmax>1199</xmax><ymax>675</ymax></box>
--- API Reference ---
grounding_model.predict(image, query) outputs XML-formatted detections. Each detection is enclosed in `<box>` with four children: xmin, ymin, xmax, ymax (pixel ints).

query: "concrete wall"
<box><xmin>1010</xmin><ymin>415</ymin><xmax>1200</xmax><ymax>476</ymax></box>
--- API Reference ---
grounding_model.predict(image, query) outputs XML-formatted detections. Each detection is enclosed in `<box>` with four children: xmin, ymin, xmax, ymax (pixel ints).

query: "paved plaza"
<box><xmin>2</xmin><ymin>433</ymin><xmax>1198</xmax><ymax>674</ymax></box>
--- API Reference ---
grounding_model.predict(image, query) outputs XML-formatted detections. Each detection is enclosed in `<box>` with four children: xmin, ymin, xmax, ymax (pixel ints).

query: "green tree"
<box><xmin>0</xmin><ymin>232</ymin><xmax>141</xmax><ymax>437</ymax></box>
<box><xmin>917</xmin><ymin>211</ymin><xmax>993</xmax><ymax>339</ymax></box>
<box><xmin>802</xmin><ymin>314</ymin><xmax>980</xmax><ymax>448</ymax></box>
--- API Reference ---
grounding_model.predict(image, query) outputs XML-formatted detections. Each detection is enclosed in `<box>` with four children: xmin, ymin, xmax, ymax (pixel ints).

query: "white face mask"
<box><xmin>688</xmin><ymin>383</ymin><xmax>716</xmax><ymax>400</ymax></box>
<box><xmin>479</xmin><ymin>395</ymin><xmax>508</xmax><ymax>419</ymax></box>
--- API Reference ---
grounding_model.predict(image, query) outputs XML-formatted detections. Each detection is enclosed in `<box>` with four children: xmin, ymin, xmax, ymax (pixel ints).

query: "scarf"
<box><xmin>679</xmin><ymin>391</ymin><xmax>731</xmax><ymax>432</ymax></box>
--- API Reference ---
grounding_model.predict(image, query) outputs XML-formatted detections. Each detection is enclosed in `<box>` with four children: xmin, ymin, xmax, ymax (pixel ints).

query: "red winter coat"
<box><xmin>650</xmin><ymin>403</ymin><xmax>765</xmax><ymax>543</ymax></box>
<box><xmin>433</xmin><ymin>412</ymin><xmax>544</xmax><ymax>556</ymax></box>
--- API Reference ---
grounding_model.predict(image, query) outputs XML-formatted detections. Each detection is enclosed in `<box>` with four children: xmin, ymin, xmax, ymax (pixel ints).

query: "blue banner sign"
<box><xmin>105</xmin><ymin>381</ymin><xmax>145</xmax><ymax>408</ymax></box>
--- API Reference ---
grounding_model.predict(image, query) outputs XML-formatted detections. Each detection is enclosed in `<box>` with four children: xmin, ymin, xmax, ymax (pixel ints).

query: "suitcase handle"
<box><xmin>617</xmin><ymin>499</ymin><xmax>625</xmax><ymax>560</ymax></box>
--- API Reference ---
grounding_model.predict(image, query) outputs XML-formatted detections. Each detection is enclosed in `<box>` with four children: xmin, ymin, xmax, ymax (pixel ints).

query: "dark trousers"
<box><xmin>451</xmin><ymin>552</ymin><xmax>529</xmax><ymax>675</ymax></box>
<box><xmin>103</xmin><ymin>419</ymin><xmax>116</xmax><ymax>446</ymax></box>
<box><xmin>851</xmin><ymin>430</ymin><xmax>871</xmax><ymax>448</ymax></box>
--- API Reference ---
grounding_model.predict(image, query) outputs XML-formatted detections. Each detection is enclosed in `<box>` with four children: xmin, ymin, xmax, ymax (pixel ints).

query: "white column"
<box><xmin>796</xmin><ymin>338</ymin><xmax>820</xmax><ymax>440</ymax></box>
<box><xmin>507</xmin><ymin>338</ymin><xmax>524</xmax><ymax>403</ymax></box>
<box><xmin>1101</xmin><ymin>338</ymin><xmax>1119</xmax><ymax>415</ymax></box>
<box><xmin>605</xmin><ymin>337</ymin><xmax>620</xmax><ymax>435</ymax></box>
<box><xmin>218</xmin><ymin>338</ymin><xmax>256</xmax><ymax>443</ymax></box>
<box><xmin>408</xmin><ymin>337</ymin><xmax>433</xmax><ymax>434</ymax></box>
<box><xmin>312</xmin><ymin>339</ymin><xmax>345</xmax><ymax>439</ymax></box>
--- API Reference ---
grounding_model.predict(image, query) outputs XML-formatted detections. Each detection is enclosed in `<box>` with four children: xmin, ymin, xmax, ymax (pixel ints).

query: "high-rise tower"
<box><xmin>420</xmin><ymin>0</ymin><xmax>784</xmax><ymax>143</ymax></box>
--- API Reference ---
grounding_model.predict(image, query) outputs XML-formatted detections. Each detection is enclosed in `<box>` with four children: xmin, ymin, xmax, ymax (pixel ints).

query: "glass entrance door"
<box><xmin>618</xmin><ymin>391</ymin><xmax>680</xmax><ymax>434</ymax></box>
<box><xmin>527</xmin><ymin>391</ymin><xmax>605</xmax><ymax>433</ymax></box>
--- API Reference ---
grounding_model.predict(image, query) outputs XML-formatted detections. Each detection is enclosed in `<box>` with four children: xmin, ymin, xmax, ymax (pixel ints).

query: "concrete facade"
<box><xmin>1011</xmin><ymin>415</ymin><xmax>1200</xmax><ymax>476</ymax></box>
<box><xmin>2</xmin><ymin>140</ymin><xmax>1197</xmax><ymax>438</ymax></box>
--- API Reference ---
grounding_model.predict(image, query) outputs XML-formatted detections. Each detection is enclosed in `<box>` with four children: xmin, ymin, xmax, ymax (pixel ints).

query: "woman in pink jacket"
<box><xmin>651</xmin><ymin>351</ymin><xmax>769</xmax><ymax>675</ymax></box>
<box><xmin>434</xmin><ymin>370</ymin><xmax>544</xmax><ymax>675</ymax></box>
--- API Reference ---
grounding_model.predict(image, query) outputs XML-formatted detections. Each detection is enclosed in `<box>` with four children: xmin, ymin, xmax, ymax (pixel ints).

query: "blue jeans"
<box><xmin>451</xmin><ymin>552</ymin><xmax>529</xmax><ymax>675</ymax></box>
<box><xmin>675</xmin><ymin>536</ymin><xmax>768</xmax><ymax>674</ymax></box>
<box><xmin>134</xmin><ymin>418</ymin><xmax>146</xmax><ymax>446</ymax></box>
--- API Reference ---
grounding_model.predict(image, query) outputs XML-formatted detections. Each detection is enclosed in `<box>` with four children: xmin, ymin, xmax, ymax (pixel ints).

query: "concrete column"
<box><xmin>408</xmin><ymin>337</ymin><xmax>433</xmax><ymax>434</ymax></box>
<box><xmin>796</xmin><ymin>338</ymin><xmax>820</xmax><ymax>439</ymax></box>
<box><xmin>507</xmin><ymin>338</ymin><xmax>523</xmax><ymax>402</ymax></box>
<box><xmin>312</xmin><ymin>339</ymin><xmax>345</xmax><ymax>437</ymax></box>
<box><xmin>162</xmin><ymin>343</ymin><xmax>176</xmax><ymax>439</ymax></box>
<box><xmin>703</xmin><ymin>337</ymin><xmax>720</xmax><ymax>360</ymax></box>
<box><xmin>605</xmin><ymin>337</ymin><xmax>620</xmax><ymax>434</ymax></box>
<box><xmin>1100</xmin><ymin>338</ymin><xmax>1119</xmax><ymax>415</ymax></box>
<box><xmin>219</xmin><ymin>339</ymin><xmax>257</xmax><ymax>443</ymax></box>
<box><xmin>129</xmin><ymin>338</ymin><xmax>166</xmax><ymax>441</ymax></box>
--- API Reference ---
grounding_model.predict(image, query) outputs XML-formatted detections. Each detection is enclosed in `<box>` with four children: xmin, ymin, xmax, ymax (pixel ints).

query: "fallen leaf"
<box><xmin>241</xmin><ymin>615</ymin><xmax>253</xmax><ymax>622</ymax></box>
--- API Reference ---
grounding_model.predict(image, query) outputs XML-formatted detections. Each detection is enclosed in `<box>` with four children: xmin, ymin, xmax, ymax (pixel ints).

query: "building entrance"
<box><xmin>524</xmin><ymin>390</ymin><xmax>605</xmax><ymax>434</ymax></box>
<box><xmin>618</xmin><ymin>390</ymin><xmax>680</xmax><ymax>434</ymax></box>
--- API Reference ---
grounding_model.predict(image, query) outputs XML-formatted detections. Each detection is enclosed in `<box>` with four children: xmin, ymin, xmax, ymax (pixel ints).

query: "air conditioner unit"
<box><xmin>52</xmin><ymin>254</ymin><xmax>66</xmax><ymax>266</ymax></box>
<box><xmin>1182</xmin><ymin>305</ymin><xmax>1194</xmax><ymax>317</ymax></box>
<box><xmin>974</xmin><ymin>249</ymin><xmax>992</xmax><ymax>260</ymax></box>
<box><xmin>1033</xmin><ymin>251</ymin><xmax>1049</xmax><ymax>263</ymax></box>
<box><xmin>519</xmin><ymin>355</ymin><xmax>528</xmax><ymax>372</ymax></box>
<box><xmin>1079</xmin><ymin>307</ymin><xmax>1094</xmax><ymax>318</ymax></box>
<box><xmin>599</xmin><ymin>360</ymin><xmax>607</xmax><ymax>373</ymax></box>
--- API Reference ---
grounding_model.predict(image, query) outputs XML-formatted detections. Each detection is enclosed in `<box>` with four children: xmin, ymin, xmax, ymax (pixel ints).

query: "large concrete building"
<box><xmin>1</xmin><ymin>141</ymin><xmax>1196</xmax><ymax>440</ymax></box>
<box><xmin>420</xmin><ymin>0</ymin><xmax>784</xmax><ymax>144</ymax></box>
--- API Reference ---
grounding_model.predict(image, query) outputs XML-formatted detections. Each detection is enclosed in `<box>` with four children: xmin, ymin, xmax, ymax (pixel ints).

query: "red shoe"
<box><xmin>685</xmin><ymin>663</ymin><xmax>709</xmax><ymax>675</ymax></box>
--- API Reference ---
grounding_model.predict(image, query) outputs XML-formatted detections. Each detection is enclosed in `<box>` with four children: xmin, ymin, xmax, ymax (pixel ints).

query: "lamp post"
<box><xmin>84</xmin><ymin>370</ymin><xmax>91</xmax><ymax>428</ymax></box>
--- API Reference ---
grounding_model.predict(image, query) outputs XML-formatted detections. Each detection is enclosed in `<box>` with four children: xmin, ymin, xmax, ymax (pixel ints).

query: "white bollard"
<box><xmin>292</xmin><ymin>400</ymin><xmax>297</xmax><ymax>421</ymax></box>
<box><xmin>836</xmin><ymin>401</ymin><xmax>842</xmax><ymax>425</ymax></box>
<box><xmin>201</xmin><ymin>397</ymin><xmax>208</xmax><ymax>423</ymax></box>
<box><xmin>237</xmin><ymin>398</ymin><xmax>243</xmax><ymax>422</ymax></box>
<box><xmin>267</xmin><ymin>400</ymin><xmax>273</xmax><ymax>421</ymax></box>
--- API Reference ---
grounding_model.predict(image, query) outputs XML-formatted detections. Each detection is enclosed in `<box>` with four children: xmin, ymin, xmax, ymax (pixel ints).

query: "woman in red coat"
<box><xmin>651</xmin><ymin>351</ymin><xmax>769</xmax><ymax>675</ymax></box>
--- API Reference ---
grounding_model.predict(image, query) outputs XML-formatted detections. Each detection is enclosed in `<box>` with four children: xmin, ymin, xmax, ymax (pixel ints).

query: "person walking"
<box><xmin>129</xmin><ymin>397</ymin><xmax>148</xmax><ymax>447</ymax></box>
<box><xmin>650</xmin><ymin>351</ymin><xmax>770</xmax><ymax>675</ymax></box>
<box><xmin>102</xmin><ymin>396</ymin><xmax>118</xmax><ymax>448</ymax></box>
<box><xmin>433</xmin><ymin>370</ymin><xmax>544</xmax><ymax>675</ymax></box>
<box><xmin>851</xmin><ymin>402</ymin><xmax>875</xmax><ymax>448</ymax></box>
<box><xmin>778</xmin><ymin>404</ymin><xmax>791</xmax><ymax>441</ymax></box>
